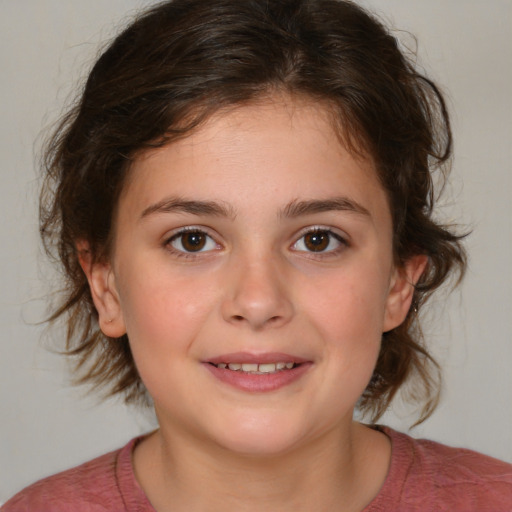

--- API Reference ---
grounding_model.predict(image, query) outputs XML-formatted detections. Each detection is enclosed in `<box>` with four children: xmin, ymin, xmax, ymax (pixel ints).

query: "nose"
<box><xmin>221</xmin><ymin>254</ymin><xmax>294</xmax><ymax>330</ymax></box>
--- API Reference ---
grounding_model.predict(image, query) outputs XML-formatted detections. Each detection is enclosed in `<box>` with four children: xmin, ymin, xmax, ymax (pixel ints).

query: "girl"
<box><xmin>3</xmin><ymin>0</ymin><xmax>511</xmax><ymax>510</ymax></box>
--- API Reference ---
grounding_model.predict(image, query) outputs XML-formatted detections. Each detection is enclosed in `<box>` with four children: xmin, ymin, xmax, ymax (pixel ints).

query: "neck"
<box><xmin>134</xmin><ymin>421</ymin><xmax>391</xmax><ymax>512</ymax></box>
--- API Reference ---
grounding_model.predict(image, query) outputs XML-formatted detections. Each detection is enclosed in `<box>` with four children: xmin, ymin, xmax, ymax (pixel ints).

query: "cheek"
<box><xmin>300</xmin><ymin>265</ymin><xmax>389</xmax><ymax>384</ymax></box>
<box><xmin>117</xmin><ymin>268</ymin><xmax>219</xmax><ymax>355</ymax></box>
<box><xmin>302</xmin><ymin>267</ymin><xmax>390</xmax><ymax>339</ymax></box>
<box><xmin>116</xmin><ymin>272</ymin><xmax>221</xmax><ymax>404</ymax></box>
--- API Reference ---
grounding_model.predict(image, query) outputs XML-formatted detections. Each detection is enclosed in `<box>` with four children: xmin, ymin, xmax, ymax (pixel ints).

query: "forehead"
<box><xmin>119</xmin><ymin>97</ymin><xmax>389</xmax><ymax>226</ymax></box>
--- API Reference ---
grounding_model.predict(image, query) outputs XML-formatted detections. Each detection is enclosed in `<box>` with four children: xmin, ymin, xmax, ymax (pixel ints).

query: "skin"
<box><xmin>81</xmin><ymin>96</ymin><xmax>426</xmax><ymax>511</ymax></box>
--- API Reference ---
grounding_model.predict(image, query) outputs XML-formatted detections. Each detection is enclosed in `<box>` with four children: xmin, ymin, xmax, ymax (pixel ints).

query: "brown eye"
<box><xmin>169</xmin><ymin>229</ymin><xmax>217</xmax><ymax>253</ymax></box>
<box><xmin>181</xmin><ymin>232</ymin><xmax>206</xmax><ymax>251</ymax></box>
<box><xmin>303</xmin><ymin>231</ymin><xmax>330</xmax><ymax>252</ymax></box>
<box><xmin>293</xmin><ymin>229</ymin><xmax>345</xmax><ymax>254</ymax></box>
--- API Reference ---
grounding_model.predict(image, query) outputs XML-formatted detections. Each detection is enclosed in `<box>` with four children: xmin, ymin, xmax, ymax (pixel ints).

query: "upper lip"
<box><xmin>205</xmin><ymin>352</ymin><xmax>310</xmax><ymax>365</ymax></box>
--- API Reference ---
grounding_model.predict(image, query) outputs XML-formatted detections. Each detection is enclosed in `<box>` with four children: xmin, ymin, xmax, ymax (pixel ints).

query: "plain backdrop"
<box><xmin>1</xmin><ymin>0</ymin><xmax>511</xmax><ymax>503</ymax></box>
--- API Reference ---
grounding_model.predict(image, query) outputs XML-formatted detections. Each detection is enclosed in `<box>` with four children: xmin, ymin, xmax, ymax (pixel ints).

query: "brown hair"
<box><xmin>40</xmin><ymin>0</ymin><xmax>466</xmax><ymax>422</ymax></box>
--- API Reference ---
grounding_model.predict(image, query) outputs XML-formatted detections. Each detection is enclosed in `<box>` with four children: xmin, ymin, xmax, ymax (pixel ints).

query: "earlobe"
<box><xmin>383</xmin><ymin>254</ymin><xmax>428</xmax><ymax>332</ymax></box>
<box><xmin>77</xmin><ymin>241</ymin><xmax>126</xmax><ymax>338</ymax></box>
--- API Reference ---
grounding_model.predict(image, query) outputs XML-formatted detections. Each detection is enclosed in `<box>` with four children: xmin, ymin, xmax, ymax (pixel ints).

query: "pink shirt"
<box><xmin>3</xmin><ymin>427</ymin><xmax>512</xmax><ymax>511</ymax></box>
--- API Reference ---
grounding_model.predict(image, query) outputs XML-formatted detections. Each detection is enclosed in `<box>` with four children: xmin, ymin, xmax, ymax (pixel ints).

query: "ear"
<box><xmin>383</xmin><ymin>254</ymin><xmax>428</xmax><ymax>332</ymax></box>
<box><xmin>76</xmin><ymin>241</ymin><xmax>126</xmax><ymax>338</ymax></box>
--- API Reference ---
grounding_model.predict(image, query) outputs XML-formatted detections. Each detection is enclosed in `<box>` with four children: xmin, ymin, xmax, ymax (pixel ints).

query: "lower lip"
<box><xmin>203</xmin><ymin>363</ymin><xmax>312</xmax><ymax>392</ymax></box>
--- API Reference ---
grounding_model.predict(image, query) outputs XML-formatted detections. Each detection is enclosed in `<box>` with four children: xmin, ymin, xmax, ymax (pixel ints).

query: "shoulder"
<box><xmin>370</xmin><ymin>426</ymin><xmax>512</xmax><ymax>512</ymax></box>
<box><xmin>2</xmin><ymin>438</ymin><xmax>149</xmax><ymax>512</ymax></box>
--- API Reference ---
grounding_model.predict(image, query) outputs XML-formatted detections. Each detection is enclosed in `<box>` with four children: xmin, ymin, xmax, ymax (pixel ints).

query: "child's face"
<box><xmin>90</xmin><ymin>97</ymin><xmax>421</xmax><ymax>455</ymax></box>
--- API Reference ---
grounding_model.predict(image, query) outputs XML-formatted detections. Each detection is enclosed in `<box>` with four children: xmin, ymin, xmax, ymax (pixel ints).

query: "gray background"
<box><xmin>1</xmin><ymin>0</ymin><xmax>511</xmax><ymax>503</ymax></box>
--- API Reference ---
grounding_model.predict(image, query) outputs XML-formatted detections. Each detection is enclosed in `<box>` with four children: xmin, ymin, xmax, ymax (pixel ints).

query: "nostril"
<box><xmin>231</xmin><ymin>314</ymin><xmax>281</xmax><ymax>323</ymax></box>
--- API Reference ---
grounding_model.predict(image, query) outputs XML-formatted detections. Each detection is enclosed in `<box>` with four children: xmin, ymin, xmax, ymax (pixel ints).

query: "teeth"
<box><xmin>217</xmin><ymin>362</ymin><xmax>296</xmax><ymax>373</ymax></box>
<box><xmin>241</xmin><ymin>363</ymin><xmax>258</xmax><ymax>372</ymax></box>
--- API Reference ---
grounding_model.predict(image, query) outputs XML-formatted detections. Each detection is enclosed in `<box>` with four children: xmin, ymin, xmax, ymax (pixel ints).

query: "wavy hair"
<box><xmin>40</xmin><ymin>0</ymin><xmax>466</xmax><ymax>422</ymax></box>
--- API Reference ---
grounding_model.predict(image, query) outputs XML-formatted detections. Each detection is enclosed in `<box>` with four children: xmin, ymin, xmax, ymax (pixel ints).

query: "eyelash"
<box><xmin>164</xmin><ymin>226</ymin><xmax>348</xmax><ymax>259</ymax></box>
<box><xmin>165</xmin><ymin>227</ymin><xmax>220</xmax><ymax>259</ymax></box>
<box><xmin>291</xmin><ymin>227</ymin><xmax>348</xmax><ymax>257</ymax></box>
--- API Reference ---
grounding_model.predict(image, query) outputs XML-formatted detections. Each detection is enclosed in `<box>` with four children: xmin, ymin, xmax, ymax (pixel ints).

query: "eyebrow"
<box><xmin>140</xmin><ymin>195</ymin><xmax>370</xmax><ymax>221</ymax></box>
<box><xmin>140</xmin><ymin>197</ymin><xmax>236</xmax><ymax>220</ymax></box>
<box><xmin>280</xmin><ymin>197</ymin><xmax>371</xmax><ymax>219</ymax></box>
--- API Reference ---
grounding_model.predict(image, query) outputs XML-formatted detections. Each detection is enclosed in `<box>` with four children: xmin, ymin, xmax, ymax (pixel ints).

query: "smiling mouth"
<box><xmin>210</xmin><ymin>362</ymin><xmax>298</xmax><ymax>374</ymax></box>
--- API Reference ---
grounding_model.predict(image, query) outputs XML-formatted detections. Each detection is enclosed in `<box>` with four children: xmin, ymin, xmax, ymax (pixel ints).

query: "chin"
<box><xmin>208</xmin><ymin>412</ymin><xmax>313</xmax><ymax>458</ymax></box>
<box><xmin>218</xmin><ymin>432</ymin><xmax>302</xmax><ymax>458</ymax></box>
